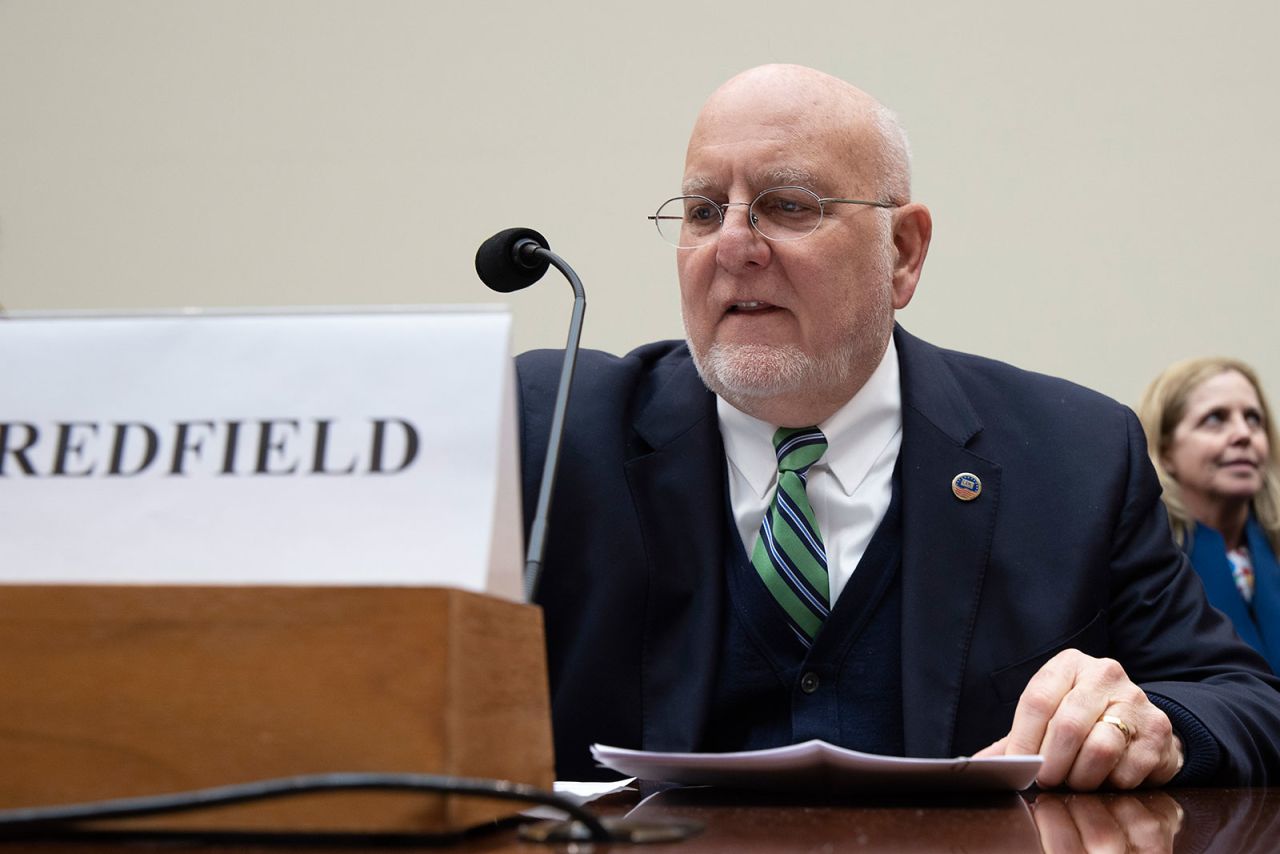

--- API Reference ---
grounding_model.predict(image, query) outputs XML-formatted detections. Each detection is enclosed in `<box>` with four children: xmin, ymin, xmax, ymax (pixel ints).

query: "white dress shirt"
<box><xmin>718</xmin><ymin>338</ymin><xmax>903</xmax><ymax>604</ymax></box>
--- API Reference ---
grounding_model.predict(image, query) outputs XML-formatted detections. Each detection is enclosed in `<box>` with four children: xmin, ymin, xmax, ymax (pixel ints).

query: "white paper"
<box><xmin>591</xmin><ymin>741</ymin><xmax>1042</xmax><ymax>792</ymax></box>
<box><xmin>554</xmin><ymin>778</ymin><xmax>637</xmax><ymax>801</ymax></box>
<box><xmin>522</xmin><ymin>778</ymin><xmax>637</xmax><ymax>820</ymax></box>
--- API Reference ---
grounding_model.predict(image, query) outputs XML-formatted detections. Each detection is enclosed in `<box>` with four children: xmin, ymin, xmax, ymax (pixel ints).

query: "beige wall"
<box><xmin>2</xmin><ymin>0</ymin><xmax>1277</xmax><ymax>409</ymax></box>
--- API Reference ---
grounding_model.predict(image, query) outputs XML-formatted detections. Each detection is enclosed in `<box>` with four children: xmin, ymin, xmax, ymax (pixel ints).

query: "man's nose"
<box><xmin>715</xmin><ymin>203</ymin><xmax>770</xmax><ymax>269</ymax></box>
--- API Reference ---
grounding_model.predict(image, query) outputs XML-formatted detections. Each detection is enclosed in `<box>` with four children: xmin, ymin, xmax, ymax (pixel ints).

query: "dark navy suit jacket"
<box><xmin>516</xmin><ymin>326</ymin><xmax>1280</xmax><ymax>783</ymax></box>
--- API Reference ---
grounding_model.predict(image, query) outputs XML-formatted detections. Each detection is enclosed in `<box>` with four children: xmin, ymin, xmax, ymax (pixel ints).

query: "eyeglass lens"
<box><xmin>653</xmin><ymin>188</ymin><xmax>826</xmax><ymax>247</ymax></box>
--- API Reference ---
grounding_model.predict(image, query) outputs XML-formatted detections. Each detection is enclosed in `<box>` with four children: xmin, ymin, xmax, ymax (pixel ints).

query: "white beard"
<box><xmin>688</xmin><ymin>340</ymin><xmax>857</xmax><ymax>401</ymax></box>
<box><xmin>684</xmin><ymin>218</ymin><xmax>898</xmax><ymax>408</ymax></box>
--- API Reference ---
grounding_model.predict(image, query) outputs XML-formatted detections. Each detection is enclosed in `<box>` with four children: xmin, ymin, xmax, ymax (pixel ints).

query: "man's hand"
<box><xmin>973</xmin><ymin>649</ymin><xmax>1184</xmax><ymax>790</ymax></box>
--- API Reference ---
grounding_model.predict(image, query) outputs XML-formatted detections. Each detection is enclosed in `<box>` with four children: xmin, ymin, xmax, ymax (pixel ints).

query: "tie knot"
<box><xmin>773</xmin><ymin>426</ymin><xmax>827</xmax><ymax>474</ymax></box>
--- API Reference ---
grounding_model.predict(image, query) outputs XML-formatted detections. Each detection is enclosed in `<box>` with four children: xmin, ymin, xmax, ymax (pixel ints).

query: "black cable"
<box><xmin>0</xmin><ymin>772</ymin><xmax>612</xmax><ymax>842</ymax></box>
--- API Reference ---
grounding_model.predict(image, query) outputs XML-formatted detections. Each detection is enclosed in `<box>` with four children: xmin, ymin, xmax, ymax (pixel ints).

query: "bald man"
<box><xmin>516</xmin><ymin>65</ymin><xmax>1280</xmax><ymax>789</ymax></box>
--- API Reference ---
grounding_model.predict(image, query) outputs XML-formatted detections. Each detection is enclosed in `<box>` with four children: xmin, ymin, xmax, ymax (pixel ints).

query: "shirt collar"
<box><xmin>718</xmin><ymin>337</ymin><xmax>903</xmax><ymax>499</ymax></box>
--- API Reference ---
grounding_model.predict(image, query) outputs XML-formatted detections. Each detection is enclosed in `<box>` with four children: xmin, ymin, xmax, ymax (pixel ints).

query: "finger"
<box><xmin>1063</xmin><ymin>718</ymin><xmax>1128</xmax><ymax>791</ymax></box>
<box><xmin>1036</xmin><ymin>685</ymin><xmax>1114</xmax><ymax>787</ymax></box>
<box><xmin>1107</xmin><ymin>706</ymin><xmax>1178</xmax><ymax>789</ymax></box>
<box><xmin>1004</xmin><ymin>652</ymin><xmax>1084</xmax><ymax>758</ymax></box>
<box><xmin>972</xmin><ymin>736</ymin><xmax>1007</xmax><ymax>758</ymax></box>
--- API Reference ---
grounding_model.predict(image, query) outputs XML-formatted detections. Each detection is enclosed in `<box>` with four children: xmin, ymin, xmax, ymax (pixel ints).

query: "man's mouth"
<box><xmin>727</xmin><ymin>301</ymin><xmax>776</xmax><ymax>313</ymax></box>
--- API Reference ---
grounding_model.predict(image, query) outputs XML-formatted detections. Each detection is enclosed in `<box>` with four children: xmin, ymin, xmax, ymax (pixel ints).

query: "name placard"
<box><xmin>0</xmin><ymin>308</ymin><xmax>523</xmax><ymax>599</ymax></box>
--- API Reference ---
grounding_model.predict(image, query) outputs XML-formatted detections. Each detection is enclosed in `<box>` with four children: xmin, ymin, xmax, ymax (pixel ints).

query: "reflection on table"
<box><xmin>1</xmin><ymin>786</ymin><xmax>1278</xmax><ymax>852</ymax></box>
<box><xmin>616</xmin><ymin>786</ymin><xmax>1280</xmax><ymax>853</ymax></box>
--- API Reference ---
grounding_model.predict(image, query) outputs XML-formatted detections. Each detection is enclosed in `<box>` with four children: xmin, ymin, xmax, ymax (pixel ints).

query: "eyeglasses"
<box><xmin>649</xmin><ymin>186</ymin><xmax>898</xmax><ymax>248</ymax></box>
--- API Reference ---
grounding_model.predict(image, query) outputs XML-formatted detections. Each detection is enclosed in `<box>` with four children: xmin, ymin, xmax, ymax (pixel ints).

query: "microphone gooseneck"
<box><xmin>476</xmin><ymin>227</ymin><xmax>586</xmax><ymax>603</ymax></box>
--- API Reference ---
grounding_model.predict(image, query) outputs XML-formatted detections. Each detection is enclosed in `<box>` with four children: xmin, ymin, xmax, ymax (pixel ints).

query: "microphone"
<box><xmin>476</xmin><ymin>227</ymin><xmax>586</xmax><ymax>603</ymax></box>
<box><xmin>475</xmin><ymin>227</ymin><xmax>552</xmax><ymax>293</ymax></box>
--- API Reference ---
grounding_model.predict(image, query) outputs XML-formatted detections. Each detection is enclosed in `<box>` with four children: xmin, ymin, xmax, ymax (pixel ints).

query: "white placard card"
<box><xmin>0</xmin><ymin>308</ymin><xmax>524</xmax><ymax>600</ymax></box>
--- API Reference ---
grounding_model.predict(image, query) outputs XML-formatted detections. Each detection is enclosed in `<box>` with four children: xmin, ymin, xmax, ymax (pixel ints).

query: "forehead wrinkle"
<box><xmin>754</xmin><ymin>166</ymin><xmax>820</xmax><ymax>191</ymax></box>
<box><xmin>681</xmin><ymin>166</ymin><xmax>823</xmax><ymax>198</ymax></box>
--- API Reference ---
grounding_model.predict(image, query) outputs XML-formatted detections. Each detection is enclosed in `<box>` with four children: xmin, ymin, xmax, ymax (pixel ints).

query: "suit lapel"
<box><xmin>894</xmin><ymin>327</ymin><xmax>1002</xmax><ymax>757</ymax></box>
<box><xmin>624</xmin><ymin>352</ymin><xmax>726</xmax><ymax>753</ymax></box>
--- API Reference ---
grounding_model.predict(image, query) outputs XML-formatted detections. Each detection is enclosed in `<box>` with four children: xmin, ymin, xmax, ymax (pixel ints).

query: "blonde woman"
<box><xmin>1139</xmin><ymin>358</ymin><xmax>1280</xmax><ymax>673</ymax></box>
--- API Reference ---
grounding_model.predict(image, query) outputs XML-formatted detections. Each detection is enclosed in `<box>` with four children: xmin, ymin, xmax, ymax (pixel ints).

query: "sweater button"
<box><xmin>800</xmin><ymin>672</ymin><xmax>820</xmax><ymax>694</ymax></box>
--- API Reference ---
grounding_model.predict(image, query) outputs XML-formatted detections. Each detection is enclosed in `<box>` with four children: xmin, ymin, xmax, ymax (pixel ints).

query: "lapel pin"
<box><xmin>951</xmin><ymin>472</ymin><xmax>982</xmax><ymax>501</ymax></box>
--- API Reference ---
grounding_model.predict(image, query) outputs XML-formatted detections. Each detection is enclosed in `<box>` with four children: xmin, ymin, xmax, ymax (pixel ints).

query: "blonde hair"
<box><xmin>1137</xmin><ymin>357</ymin><xmax>1280</xmax><ymax>553</ymax></box>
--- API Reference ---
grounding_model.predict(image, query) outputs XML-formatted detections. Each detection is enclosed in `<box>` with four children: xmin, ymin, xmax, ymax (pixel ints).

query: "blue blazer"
<box><xmin>1186</xmin><ymin>518</ymin><xmax>1280</xmax><ymax>674</ymax></box>
<box><xmin>517</xmin><ymin>326</ymin><xmax>1280</xmax><ymax>784</ymax></box>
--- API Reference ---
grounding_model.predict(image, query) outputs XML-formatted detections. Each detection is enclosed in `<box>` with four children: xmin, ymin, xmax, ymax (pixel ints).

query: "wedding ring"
<box><xmin>1100</xmin><ymin>714</ymin><xmax>1136</xmax><ymax>745</ymax></box>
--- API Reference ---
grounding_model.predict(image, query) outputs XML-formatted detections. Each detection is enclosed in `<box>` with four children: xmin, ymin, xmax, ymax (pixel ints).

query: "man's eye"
<box><xmin>687</xmin><ymin>204</ymin><xmax>718</xmax><ymax>222</ymax></box>
<box><xmin>758</xmin><ymin>194</ymin><xmax>817</xmax><ymax>217</ymax></box>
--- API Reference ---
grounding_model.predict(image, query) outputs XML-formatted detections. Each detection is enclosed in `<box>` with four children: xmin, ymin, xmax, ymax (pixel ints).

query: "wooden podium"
<box><xmin>0</xmin><ymin>585</ymin><xmax>555</xmax><ymax>834</ymax></box>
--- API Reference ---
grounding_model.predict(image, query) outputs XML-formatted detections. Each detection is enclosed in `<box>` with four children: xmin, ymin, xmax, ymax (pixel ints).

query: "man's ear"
<box><xmin>890</xmin><ymin>203</ymin><xmax>932</xmax><ymax>310</ymax></box>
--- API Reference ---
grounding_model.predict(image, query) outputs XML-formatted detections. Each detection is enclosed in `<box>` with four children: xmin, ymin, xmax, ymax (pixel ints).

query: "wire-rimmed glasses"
<box><xmin>648</xmin><ymin>186</ymin><xmax>898</xmax><ymax>248</ymax></box>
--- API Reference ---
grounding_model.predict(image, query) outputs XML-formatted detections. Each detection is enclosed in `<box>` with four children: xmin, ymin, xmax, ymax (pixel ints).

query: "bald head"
<box><xmin>689</xmin><ymin>64</ymin><xmax>911</xmax><ymax>203</ymax></box>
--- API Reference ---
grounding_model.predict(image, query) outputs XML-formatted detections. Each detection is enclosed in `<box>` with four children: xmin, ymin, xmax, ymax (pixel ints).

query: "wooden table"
<box><xmin>2</xmin><ymin>786</ymin><xmax>1276</xmax><ymax>852</ymax></box>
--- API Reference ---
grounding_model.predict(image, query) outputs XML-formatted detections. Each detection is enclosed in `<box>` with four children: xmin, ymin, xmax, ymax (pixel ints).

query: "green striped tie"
<box><xmin>751</xmin><ymin>426</ymin><xmax>829</xmax><ymax>647</ymax></box>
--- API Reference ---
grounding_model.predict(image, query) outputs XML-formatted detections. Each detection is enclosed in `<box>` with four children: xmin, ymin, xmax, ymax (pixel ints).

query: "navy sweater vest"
<box><xmin>704</xmin><ymin>472</ymin><xmax>904</xmax><ymax>756</ymax></box>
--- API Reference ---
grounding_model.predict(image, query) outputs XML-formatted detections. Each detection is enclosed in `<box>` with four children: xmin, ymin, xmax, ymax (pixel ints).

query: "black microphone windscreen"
<box><xmin>475</xmin><ymin>227</ymin><xmax>551</xmax><ymax>293</ymax></box>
